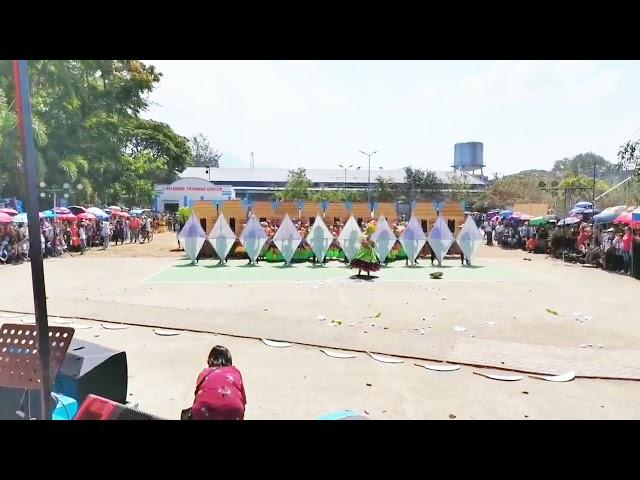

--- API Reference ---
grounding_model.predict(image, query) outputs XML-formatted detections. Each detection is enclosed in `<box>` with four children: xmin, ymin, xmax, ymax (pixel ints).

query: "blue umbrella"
<box><xmin>12</xmin><ymin>213</ymin><xmax>28</xmax><ymax>223</ymax></box>
<box><xmin>42</xmin><ymin>210</ymin><xmax>55</xmax><ymax>219</ymax></box>
<box><xmin>592</xmin><ymin>211</ymin><xmax>618</xmax><ymax>225</ymax></box>
<box><xmin>130</xmin><ymin>209</ymin><xmax>144</xmax><ymax>215</ymax></box>
<box><xmin>87</xmin><ymin>207</ymin><xmax>108</xmax><ymax>219</ymax></box>
<box><xmin>574</xmin><ymin>201</ymin><xmax>593</xmax><ymax>209</ymax></box>
<box><xmin>568</xmin><ymin>207</ymin><xmax>585</xmax><ymax>216</ymax></box>
<box><xmin>499</xmin><ymin>210</ymin><xmax>513</xmax><ymax>218</ymax></box>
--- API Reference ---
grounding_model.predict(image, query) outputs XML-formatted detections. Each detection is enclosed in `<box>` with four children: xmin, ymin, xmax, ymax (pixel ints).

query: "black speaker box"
<box><xmin>54</xmin><ymin>339</ymin><xmax>128</xmax><ymax>406</ymax></box>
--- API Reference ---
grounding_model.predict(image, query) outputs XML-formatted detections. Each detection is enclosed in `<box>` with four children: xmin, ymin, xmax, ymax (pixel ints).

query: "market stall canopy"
<box><xmin>0</xmin><ymin>208</ymin><xmax>18</xmax><ymax>216</ymax></box>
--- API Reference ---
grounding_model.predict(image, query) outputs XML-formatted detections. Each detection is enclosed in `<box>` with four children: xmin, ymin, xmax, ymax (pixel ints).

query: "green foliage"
<box><xmin>553</xmin><ymin>152</ymin><xmax>614</xmax><ymax>178</ymax></box>
<box><xmin>394</xmin><ymin>167</ymin><xmax>443</xmax><ymax>202</ymax></box>
<box><xmin>618</xmin><ymin>138</ymin><xmax>640</xmax><ymax>177</ymax></box>
<box><xmin>276</xmin><ymin>168</ymin><xmax>313</xmax><ymax>200</ymax></box>
<box><xmin>0</xmin><ymin>60</ymin><xmax>193</xmax><ymax>207</ymax></box>
<box><xmin>190</xmin><ymin>133</ymin><xmax>222</xmax><ymax>167</ymax></box>
<box><xmin>178</xmin><ymin>206</ymin><xmax>192</xmax><ymax>224</ymax></box>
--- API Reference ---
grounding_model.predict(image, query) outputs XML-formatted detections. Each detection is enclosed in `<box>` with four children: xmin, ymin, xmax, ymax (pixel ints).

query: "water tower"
<box><xmin>453</xmin><ymin>142</ymin><xmax>485</xmax><ymax>177</ymax></box>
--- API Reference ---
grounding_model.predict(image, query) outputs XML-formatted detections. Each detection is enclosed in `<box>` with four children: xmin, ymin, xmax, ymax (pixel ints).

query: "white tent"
<box><xmin>306</xmin><ymin>214</ymin><xmax>334</xmax><ymax>263</ymax></box>
<box><xmin>399</xmin><ymin>215</ymin><xmax>427</xmax><ymax>266</ymax></box>
<box><xmin>427</xmin><ymin>216</ymin><xmax>454</xmax><ymax>264</ymax></box>
<box><xmin>178</xmin><ymin>212</ymin><xmax>207</xmax><ymax>263</ymax></box>
<box><xmin>239</xmin><ymin>214</ymin><xmax>268</xmax><ymax>263</ymax></box>
<box><xmin>207</xmin><ymin>213</ymin><xmax>236</xmax><ymax>263</ymax></box>
<box><xmin>370</xmin><ymin>215</ymin><xmax>395</xmax><ymax>262</ymax></box>
<box><xmin>273</xmin><ymin>214</ymin><xmax>302</xmax><ymax>265</ymax></box>
<box><xmin>338</xmin><ymin>216</ymin><xmax>364</xmax><ymax>262</ymax></box>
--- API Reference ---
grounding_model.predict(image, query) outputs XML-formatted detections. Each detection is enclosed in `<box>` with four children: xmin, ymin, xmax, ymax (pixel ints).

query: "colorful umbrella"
<box><xmin>0</xmin><ymin>212</ymin><xmax>14</xmax><ymax>223</ymax></box>
<box><xmin>68</xmin><ymin>205</ymin><xmax>87</xmax><ymax>215</ymax></box>
<box><xmin>613</xmin><ymin>212</ymin><xmax>633</xmax><ymax>225</ymax></box>
<box><xmin>107</xmin><ymin>205</ymin><xmax>122</xmax><ymax>211</ymax></box>
<box><xmin>54</xmin><ymin>207</ymin><xmax>71</xmax><ymax>215</ymax></box>
<box><xmin>499</xmin><ymin>210</ymin><xmax>513</xmax><ymax>219</ymax></box>
<box><xmin>558</xmin><ymin>217</ymin><xmax>581</xmax><ymax>226</ymax></box>
<box><xmin>574</xmin><ymin>201</ymin><xmax>593</xmax><ymax>209</ymax></box>
<box><xmin>76</xmin><ymin>212</ymin><xmax>96</xmax><ymax>221</ymax></box>
<box><xmin>55</xmin><ymin>213</ymin><xmax>77</xmax><ymax>222</ymax></box>
<box><xmin>42</xmin><ymin>210</ymin><xmax>55</xmax><ymax>218</ymax></box>
<box><xmin>632</xmin><ymin>207</ymin><xmax>640</xmax><ymax>224</ymax></box>
<box><xmin>0</xmin><ymin>208</ymin><xmax>18</xmax><ymax>216</ymax></box>
<box><xmin>87</xmin><ymin>207</ymin><xmax>108</xmax><ymax>219</ymax></box>
<box><xmin>528</xmin><ymin>216</ymin><xmax>548</xmax><ymax>227</ymax></box>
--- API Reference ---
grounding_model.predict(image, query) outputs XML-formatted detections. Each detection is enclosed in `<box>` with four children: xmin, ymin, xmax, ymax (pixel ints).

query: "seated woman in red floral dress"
<box><xmin>192</xmin><ymin>345</ymin><xmax>247</xmax><ymax>420</ymax></box>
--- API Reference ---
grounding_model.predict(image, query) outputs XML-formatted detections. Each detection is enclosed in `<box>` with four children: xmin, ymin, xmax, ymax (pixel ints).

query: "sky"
<box><xmin>144</xmin><ymin>60</ymin><xmax>640</xmax><ymax>175</ymax></box>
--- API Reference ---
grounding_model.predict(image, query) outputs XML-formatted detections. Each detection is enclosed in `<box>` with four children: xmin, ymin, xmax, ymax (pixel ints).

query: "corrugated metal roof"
<box><xmin>180</xmin><ymin>167</ymin><xmax>486</xmax><ymax>186</ymax></box>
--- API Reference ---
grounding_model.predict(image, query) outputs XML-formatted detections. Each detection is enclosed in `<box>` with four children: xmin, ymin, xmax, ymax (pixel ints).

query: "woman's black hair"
<box><xmin>208</xmin><ymin>345</ymin><xmax>232</xmax><ymax>367</ymax></box>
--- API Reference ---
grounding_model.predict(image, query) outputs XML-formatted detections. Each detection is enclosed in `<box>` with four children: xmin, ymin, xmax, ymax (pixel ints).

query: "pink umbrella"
<box><xmin>76</xmin><ymin>212</ymin><xmax>96</xmax><ymax>221</ymax></box>
<box><xmin>0</xmin><ymin>208</ymin><xmax>18</xmax><ymax>216</ymax></box>
<box><xmin>108</xmin><ymin>205</ymin><xmax>122</xmax><ymax>211</ymax></box>
<box><xmin>0</xmin><ymin>212</ymin><xmax>13</xmax><ymax>223</ymax></box>
<box><xmin>54</xmin><ymin>207</ymin><xmax>72</xmax><ymax>215</ymax></box>
<box><xmin>113</xmin><ymin>211</ymin><xmax>130</xmax><ymax>218</ymax></box>
<box><xmin>55</xmin><ymin>213</ymin><xmax>77</xmax><ymax>222</ymax></box>
<box><xmin>613</xmin><ymin>212</ymin><xmax>632</xmax><ymax>225</ymax></box>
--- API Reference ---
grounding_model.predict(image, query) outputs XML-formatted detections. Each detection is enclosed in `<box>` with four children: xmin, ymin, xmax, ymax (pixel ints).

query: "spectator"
<box><xmin>190</xmin><ymin>345</ymin><xmax>246</xmax><ymax>420</ymax></box>
<box><xmin>130</xmin><ymin>216</ymin><xmax>141</xmax><ymax>243</ymax></box>
<box><xmin>101</xmin><ymin>219</ymin><xmax>111</xmax><ymax>250</ymax></box>
<box><xmin>622</xmin><ymin>226</ymin><xmax>633</xmax><ymax>275</ymax></box>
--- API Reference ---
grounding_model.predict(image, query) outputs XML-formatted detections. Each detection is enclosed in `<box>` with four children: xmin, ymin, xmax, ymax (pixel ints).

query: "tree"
<box><xmin>395</xmin><ymin>167</ymin><xmax>443</xmax><ymax>202</ymax></box>
<box><xmin>0</xmin><ymin>60</ymin><xmax>192</xmax><ymax>207</ymax></box>
<box><xmin>190</xmin><ymin>133</ymin><xmax>222</xmax><ymax>167</ymax></box>
<box><xmin>276</xmin><ymin>168</ymin><xmax>312</xmax><ymax>200</ymax></box>
<box><xmin>553</xmin><ymin>152</ymin><xmax>613</xmax><ymax>178</ymax></box>
<box><xmin>374</xmin><ymin>176</ymin><xmax>398</xmax><ymax>202</ymax></box>
<box><xmin>618</xmin><ymin>138</ymin><xmax>640</xmax><ymax>177</ymax></box>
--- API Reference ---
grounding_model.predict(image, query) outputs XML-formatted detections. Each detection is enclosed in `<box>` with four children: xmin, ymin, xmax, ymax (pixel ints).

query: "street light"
<box><xmin>359</xmin><ymin>150</ymin><xmax>378</xmax><ymax>203</ymax></box>
<box><xmin>338</xmin><ymin>165</ymin><xmax>361</xmax><ymax>198</ymax></box>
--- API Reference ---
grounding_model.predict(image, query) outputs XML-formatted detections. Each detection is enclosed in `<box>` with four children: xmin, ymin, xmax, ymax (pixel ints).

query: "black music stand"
<box><xmin>0</xmin><ymin>323</ymin><xmax>74</xmax><ymax>419</ymax></box>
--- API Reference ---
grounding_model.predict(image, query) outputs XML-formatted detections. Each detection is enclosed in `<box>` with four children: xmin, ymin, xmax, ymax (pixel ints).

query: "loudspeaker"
<box><xmin>53</xmin><ymin>339</ymin><xmax>128</xmax><ymax>406</ymax></box>
<box><xmin>75</xmin><ymin>394</ymin><xmax>163</xmax><ymax>420</ymax></box>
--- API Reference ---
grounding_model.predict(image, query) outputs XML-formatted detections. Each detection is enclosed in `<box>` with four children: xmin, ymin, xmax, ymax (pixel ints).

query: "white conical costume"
<box><xmin>178</xmin><ymin>212</ymin><xmax>207</xmax><ymax>263</ymax></box>
<box><xmin>400</xmin><ymin>215</ymin><xmax>427</xmax><ymax>266</ymax></box>
<box><xmin>239</xmin><ymin>214</ymin><xmax>268</xmax><ymax>263</ymax></box>
<box><xmin>456</xmin><ymin>216</ymin><xmax>483</xmax><ymax>264</ymax></box>
<box><xmin>272</xmin><ymin>214</ymin><xmax>302</xmax><ymax>265</ymax></box>
<box><xmin>427</xmin><ymin>216</ymin><xmax>454</xmax><ymax>264</ymax></box>
<box><xmin>207</xmin><ymin>213</ymin><xmax>236</xmax><ymax>262</ymax></box>
<box><xmin>306</xmin><ymin>214</ymin><xmax>334</xmax><ymax>263</ymax></box>
<box><xmin>370</xmin><ymin>215</ymin><xmax>395</xmax><ymax>263</ymax></box>
<box><xmin>338</xmin><ymin>216</ymin><xmax>364</xmax><ymax>262</ymax></box>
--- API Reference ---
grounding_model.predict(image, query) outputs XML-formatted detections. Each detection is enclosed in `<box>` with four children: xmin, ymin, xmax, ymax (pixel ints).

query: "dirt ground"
<box><xmin>1</xmin><ymin>232</ymin><xmax>639</xmax><ymax>419</ymax></box>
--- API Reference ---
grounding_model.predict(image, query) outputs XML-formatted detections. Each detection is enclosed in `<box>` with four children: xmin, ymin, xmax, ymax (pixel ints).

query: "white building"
<box><xmin>153</xmin><ymin>177</ymin><xmax>234</xmax><ymax>212</ymax></box>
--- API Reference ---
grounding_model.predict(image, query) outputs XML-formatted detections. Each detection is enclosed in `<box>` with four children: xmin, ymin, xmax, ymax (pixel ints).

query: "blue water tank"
<box><xmin>453</xmin><ymin>142</ymin><xmax>484</xmax><ymax>171</ymax></box>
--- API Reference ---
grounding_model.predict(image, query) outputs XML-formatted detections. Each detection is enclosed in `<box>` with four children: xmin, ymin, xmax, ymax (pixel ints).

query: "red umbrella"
<box><xmin>613</xmin><ymin>212</ymin><xmax>632</xmax><ymax>225</ymax></box>
<box><xmin>55</xmin><ymin>213</ymin><xmax>77</xmax><ymax>222</ymax></box>
<box><xmin>113</xmin><ymin>211</ymin><xmax>131</xmax><ymax>218</ymax></box>
<box><xmin>0</xmin><ymin>208</ymin><xmax>18</xmax><ymax>216</ymax></box>
<box><xmin>0</xmin><ymin>212</ymin><xmax>13</xmax><ymax>223</ymax></box>
<box><xmin>76</xmin><ymin>212</ymin><xmax>96</xmax><ymax>221</ymax></box>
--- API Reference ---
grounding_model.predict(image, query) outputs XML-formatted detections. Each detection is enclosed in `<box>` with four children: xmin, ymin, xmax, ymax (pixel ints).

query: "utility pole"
<box><xmin>592</xmin><ymin>159</ymin><xmax>597</xmax><ymax>202</ymax></box>
<box><xmin>13</xmin><ymin>60</ymin><xmax>53</xmax><ymax>420</ymax></box>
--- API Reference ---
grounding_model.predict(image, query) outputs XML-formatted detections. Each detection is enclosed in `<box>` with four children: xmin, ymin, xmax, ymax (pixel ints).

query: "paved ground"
<box><xmin>1</xmin><ymin>232</ymin><xmax>639</xmax><ymax>419</ymax></box>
